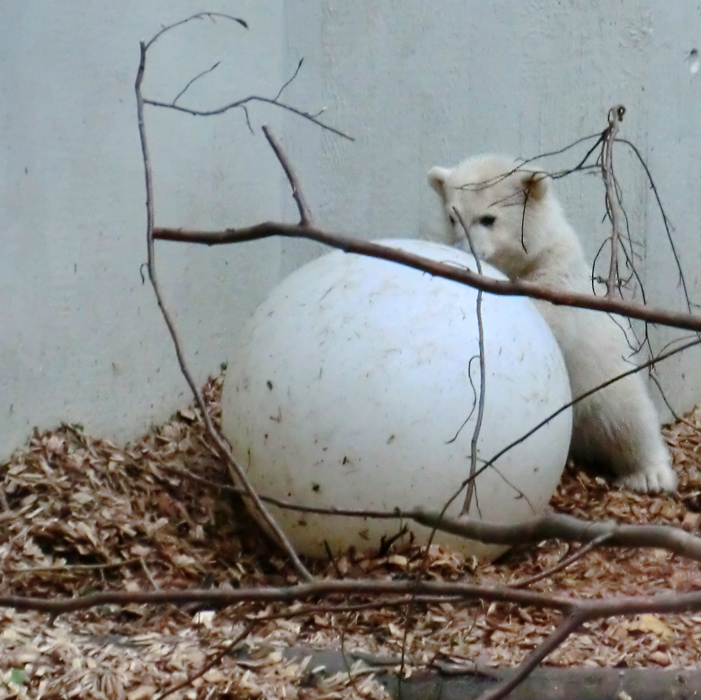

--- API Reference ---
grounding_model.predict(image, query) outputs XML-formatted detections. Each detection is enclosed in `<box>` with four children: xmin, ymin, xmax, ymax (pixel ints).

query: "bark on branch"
<box><xmin>153</xmin><ymin>223</ymin><xmax>701</xmax><ymax>334</ymax></box>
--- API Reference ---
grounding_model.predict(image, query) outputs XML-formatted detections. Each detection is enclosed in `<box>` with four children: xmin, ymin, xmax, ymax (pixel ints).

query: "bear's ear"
<box><xmin>427</xmin><ymin>166</ymin><xmax>451</xmax><ymax>197</ymax></box>
<box><xmin>519</xmin><ymin>169</ymin><xmax>549</xmax><ymax>201</ymax></box>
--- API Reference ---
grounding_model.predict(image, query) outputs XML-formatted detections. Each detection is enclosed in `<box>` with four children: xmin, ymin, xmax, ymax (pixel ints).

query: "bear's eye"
<box><xmin>478</xmin><ymin>215</ymin><xmax>496</xmax><ymax>227</ymax></box>
<box><xmin>448</xmin><ymin>214</ymin><xmax>457</xmax><ymax>226</ymax></box>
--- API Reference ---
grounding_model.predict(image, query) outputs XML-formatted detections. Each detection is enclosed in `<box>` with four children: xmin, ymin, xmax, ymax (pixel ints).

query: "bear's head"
<box><xmin>428</xmin><ymin>155</ymin><xmax>550</xmax><ymax>280</ymax></box>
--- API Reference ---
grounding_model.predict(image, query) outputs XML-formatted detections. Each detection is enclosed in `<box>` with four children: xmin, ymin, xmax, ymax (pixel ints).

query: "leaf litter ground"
<box><xmin>1</xmin><ymin>376</ymin><xmax>701</xmax><ymax>699</ymax></box>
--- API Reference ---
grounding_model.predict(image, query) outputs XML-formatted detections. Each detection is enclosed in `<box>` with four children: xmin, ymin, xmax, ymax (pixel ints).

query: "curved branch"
<box><xmin>145</xmin><ymin>12</ymin><xmax>248</xmax><ymax>51</ymax></box>
<box><xmin>168</xmin><ymin>465</ymin><xmax>701</xmax><ymax>564</ymax></box>
<box><xmin>454</xmin><ymin>208</ymin><xmax>487</xmax><ymax>514</ymax></box>
<box><xmin>135</xmin><ymin>43</ymin><xmax>312</xmax><ymax>582</ymax></box>
<box><xmin>412</xmin><ymin>510</ymin><xmax>701</xmax><ymax>562</ymax></box>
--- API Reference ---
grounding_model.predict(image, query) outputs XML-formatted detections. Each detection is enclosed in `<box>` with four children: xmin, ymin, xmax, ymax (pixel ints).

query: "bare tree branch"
<box><xmin>6</xmin><ymin>578</ymin><xmax>701</xmax><ymax>618</ymax></box>
<box><xmin>163</xmin><ymin>459</ymin><xmax>701</xmax><ymax>564</ymax></box>
<box><xmin>252</xmin><ymin>595</ymin><xmax>464</xmax><ymax>621</ymax></box>
<box><xmin>9</xmin><ymin>558</ymin><xmax>142</xmax><ymax>575</ymax></box>
<box><xmin>0</xmin><ymin>580</ymin><xmax>574</xmax><ymax>615</ymax></box>
<box><xmin>262</xmin><ymin>125</ymin><xmax>312</xmax><ymax>225</ymax></box>
<box><xmin>476</xmin><ymin>611</ymin><xmax>588</xmax><ymax>700</ymax></box>
<box><xmin>135</xmin><ymin>40</ymin><xmax>313</xmax><ymax>582</ymax></box>
<box><xmin>144</xmin><ymin>12</ymin><xmax>248</xmax><ymax>52</ymax></box>
<box><xmin>144</xmin><ymin>95</ymin><xmax>352</xmax><ymax>140</ymax></box>
<box><xmin>153</xmin><ymin>227</ymin><xmax>698</xmax><ymax>560</ymax></box>
<box><xmin>518</xmin><ymin>132</ymin><xmax>604</xmax><ymax>172</ymax></box>
<box><xmin>142</xmin><ymin>12</ymin><xmax>351</xmax><ymax>142</ymax></box>
<box><xmin>411</xmin><ymin>510</ymin><xmax>701</xmax><ymax>562</ymax></box>
<box><xmin>152</xmin><ymin>224</ymin><xmax>701</xmax><ymax>333</ymax></box>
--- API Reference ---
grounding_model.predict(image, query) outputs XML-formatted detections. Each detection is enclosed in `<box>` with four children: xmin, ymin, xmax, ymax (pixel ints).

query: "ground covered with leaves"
<box><xmin>1</xmin><ymin>377</ymin><xmax>701</xmax><ymax>699</ymax></box>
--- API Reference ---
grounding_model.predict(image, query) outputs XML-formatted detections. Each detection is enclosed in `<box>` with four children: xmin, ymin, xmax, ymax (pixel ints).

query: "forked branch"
<box><xmin>135</xmin><ymin>25</ymin><xmax>312</xmax><ymax>581</ymax></box>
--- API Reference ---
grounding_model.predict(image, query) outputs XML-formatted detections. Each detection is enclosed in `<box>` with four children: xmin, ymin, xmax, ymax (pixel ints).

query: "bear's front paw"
<box><xmin>614</xmin><ymin>463</ymin><xmax>678</xmax><ymax>494</ymax></box>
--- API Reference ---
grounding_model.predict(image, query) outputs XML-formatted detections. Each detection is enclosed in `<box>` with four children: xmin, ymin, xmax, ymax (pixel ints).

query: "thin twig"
<box><xmin>173</xmin><ymin>61</ymin><xmax>221</xmax><ymax>105</ymax></box>
<box><xmin>274</xmin><ymin>57</ymin><xmax>304</xmax><ymax>101</ymax></box>
<box><xmin>262</xmin><ymin>125</ymin><xmax>312</xmax><ymax>225</ymax></box>
<box><xmin>156</xmin><ymin>620</ymin><xmax>258</xmax><ymax>700</ymax></box>
<box><xmin>509</xmin><ymin>533</ymin><xmax>612</xmax><ymax>588</ymax></box>
<box><xmin>135</xmin><ymin>40</ymin><xmax>312</xmax><ymax>582</ymax></box>
<box><xmin>9</xmin><ymin>558</ymin><xmax>142</xmax><ymax>574</ymax></box>
<box><xmin>143</xmin><ymin>12</ymin><xmax>350</xmax><ymax>138</ymax></box>
<box><xmin>453</xmin><ymin>209</ymin><xmax>487</xmax><ymax>516</ymax></box>
<box><xmin>438</xmin><ymin>335</ymin><xmax>700</xmax><ymax>501</ymax></box>
<box><xmin>445</xmin><ymin>354</ymin><xmax>479</xmax><ymax>443</ymax></box>
<box><xmin>616</xmin><ymin>136</ymin><xmax>695</xmax><ymax>316</ymax></box>
<box><xmin>139</xmin><ymin>556</ymin><xmax>160</xmax><ymax>590</ymax></box>
<box><xmin>476</xmin><ymin>611</ymin><xmax>585</xmax><ymax>700</ymax></box>
<box><xmin>517</xmin><ymin>132</ymin><xmax>604</xmax><ymax>173</ymax></box>
<box><xmin>652</xmin><ymin>372</ymin><xmax>684</xmax><ymax>422</ymax></box>
<box><xmin>339</xmin><ymin>625</ymin><xmax>365</xmax><ymax>696</ymax></box>
<box><xmin>601</xmin><ymin>105</ymin><xmax>626</xmax><ymax>298</ymax></box>
<box><xmin>415</xmin><ymin>210</ymin><xmax>488</xmax><ymax>649</ymax></box>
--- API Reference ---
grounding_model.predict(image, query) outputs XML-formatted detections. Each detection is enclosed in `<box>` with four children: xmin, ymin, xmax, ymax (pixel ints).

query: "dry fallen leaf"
<box><xmin>628</xmin><ymin>614</ymin><xmax>674</xmax><ymax>640</ymax></box>
<box><xmin>1</xmin><ymin>377</ymin><xmax>701</xmax><ymax>700</ymax></box>
<box><xmin>127</xmin><ymin>685</ymin><xmax>156</xmax><ymax>700</ymax></box>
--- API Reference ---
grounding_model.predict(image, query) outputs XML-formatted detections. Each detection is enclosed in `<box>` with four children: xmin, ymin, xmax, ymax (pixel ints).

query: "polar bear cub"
<box><xmin>428</xmin><ymin>154</ymin><xmax>677</xmax><ymax>493</ymax></box>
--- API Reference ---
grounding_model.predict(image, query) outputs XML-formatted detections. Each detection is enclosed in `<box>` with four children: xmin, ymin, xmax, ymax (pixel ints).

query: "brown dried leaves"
<box><xmin>2</xmin><ymin>379</ymin><xmax>701</xmax><ymax>697</ymax></box>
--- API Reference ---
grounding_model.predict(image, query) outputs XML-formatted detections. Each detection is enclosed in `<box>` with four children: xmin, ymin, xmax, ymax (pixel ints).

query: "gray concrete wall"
<box><xmin>282</xmin><ymin>0</ymin><xmax>701</xmax><ymax>419</ymax></box>
<box><xmin>0</xmin><ymin>2</ymin><xmax>289</xmax><ymax>459</ymax></box>
<box><xmin>3</xmin><ymin>2</ymin><xmax>701</xmax><ymax>459</ymax></box>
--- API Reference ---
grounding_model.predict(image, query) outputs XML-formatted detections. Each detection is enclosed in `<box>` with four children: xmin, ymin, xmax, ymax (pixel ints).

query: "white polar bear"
<box><xmin>427</xmin><ymin>154</ymin><xmax>677</xmax><ymax>494</ymax></box>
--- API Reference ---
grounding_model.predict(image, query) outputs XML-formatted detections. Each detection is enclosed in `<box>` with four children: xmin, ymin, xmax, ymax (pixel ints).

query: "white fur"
<box><xmin>428</xmin><ymin>154</ymin><xmax>677</xmax><ymax>493</ymax></box>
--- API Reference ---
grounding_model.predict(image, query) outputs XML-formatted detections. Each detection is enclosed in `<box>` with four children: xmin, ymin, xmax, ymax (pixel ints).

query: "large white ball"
<box><xmin>222</xmin><ymin>239</ymin><xmax>572</xmax><ymax>560</ymax></box>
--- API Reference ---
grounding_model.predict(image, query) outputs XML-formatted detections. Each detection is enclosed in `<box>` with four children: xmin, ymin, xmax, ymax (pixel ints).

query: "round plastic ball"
<box><xmin>221</xmin><ymin>238</ymin><xmax>572</xmax><ymax>560</ymax></box>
